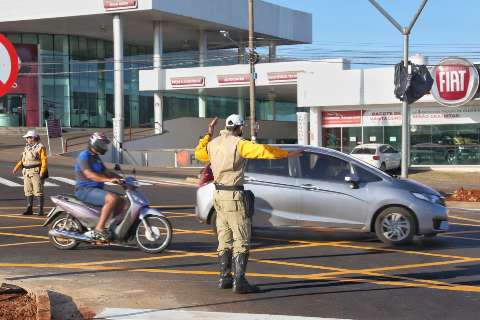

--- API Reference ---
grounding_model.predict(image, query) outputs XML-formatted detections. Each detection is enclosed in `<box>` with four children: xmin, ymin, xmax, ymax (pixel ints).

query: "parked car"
<box><xmin>196</xmin><ymin>145</ymin><xmax>448</xmax><ymax>245</ymax></box>
<box><xmin>351</xmin><ymin>144</ymin><xmax>401</xmax><ymax>171</ymax></box>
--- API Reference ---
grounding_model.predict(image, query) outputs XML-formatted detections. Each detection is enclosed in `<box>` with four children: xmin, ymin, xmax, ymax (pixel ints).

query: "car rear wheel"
<box><xmin>375</xmin><ymin>207</ymin><xmax>416</xmax><ymax>245</ymax></box>
<box><xmin>380</xmin><ymin>162</ymin><xmax>387</xmax><ymax>171</ymax></box>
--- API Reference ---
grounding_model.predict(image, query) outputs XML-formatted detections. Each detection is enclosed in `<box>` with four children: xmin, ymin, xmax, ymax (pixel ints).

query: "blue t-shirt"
<box><xmin>75</xmin><ymin>149</ymin><xmax>106</xmax><ymax>188</ymax></box>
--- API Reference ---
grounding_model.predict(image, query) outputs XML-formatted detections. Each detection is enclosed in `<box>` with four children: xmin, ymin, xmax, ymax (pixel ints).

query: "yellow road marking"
<box><xmin>174</xmin><ymin>228</ymin><xmax>214</xmax><ymax>235</ymax></box>
<box><xmin>449</xmin><ymin>222</ymin><xmax>480</xmax><ymax>227</ymax></box>
<box><xmin>0</xmin><ymin>232</ymin><xmax>49</xmax><ymax>240</ymax></box>
<box><xmin>444</xmin><ymin>229</ymin><xmax>480</xmax><ymax>235</ymax></box>
<box><xmin>450</xmin><ymin>215</ymin><xmax>480</xmax><ymax>224</ymax></box>
<box><xmin>0</xmin><ymin>214</ymin><xmax>46</xmax><ymax>221</ymax></box>
<box><xmin>440</xmin><ymin>235</ymin><xmax>480</xmax><ymax>242</ymax></box>
<box><xmin>0</xmin><ymin>240</ymin><xmax>49</xmax><ymax>248</ymax></box>
<box><xmin>324</xmin><ymin>242</ymin><xmax>474</xmax><ymax>261</ymax></box>
<box><xmin>73</xmin><ymin>252</ymin><xmax>204</xmax><ymax>266</ymax></box>
<box><xmin>0</xmin><ymin>225</ymin><xmax>43</xmax><ymax>230</ymax></box>
<box><xmin>2</xmin><ymin>261</ymin><xmax>480</xmax><ymax>294</ymax></box>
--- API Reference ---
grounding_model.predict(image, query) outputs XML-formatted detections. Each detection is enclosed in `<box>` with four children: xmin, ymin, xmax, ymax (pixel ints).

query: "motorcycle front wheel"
<box><xmin>135</xmin><ymin>216</ymin><xmax>172</xmax><ymax>254</ymax></box>
<box><xmin>49</xmin><ymin>213</ymin><xmax>83</xmax><ymax>250</ymax></box>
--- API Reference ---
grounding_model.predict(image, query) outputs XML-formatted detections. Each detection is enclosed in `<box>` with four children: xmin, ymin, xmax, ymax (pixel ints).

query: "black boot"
<box><xmin>36</xmin><ymin>196</ymin><xmax>45</xmax><ymax>216</ymax></box>
<box><xmin>22</xmin><ymin>196</ymin><xmax>33</xmax><ymax>215</ymax></box>
<box><xmin>218</xmin><ymin>250</ymin><xmax>233</xmax><ymax>289</ymax></box>
<box><xmin>232</xmin><ymin>253</ymin><xmax>260</xmax><ymax>294</ymax></box>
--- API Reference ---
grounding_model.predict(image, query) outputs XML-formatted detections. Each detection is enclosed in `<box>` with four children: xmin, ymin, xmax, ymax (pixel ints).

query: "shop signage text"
<box><xmin>104</xmin><ymin>0</ymin><xmax>138</xmax><ymax>10</ymax></box>
<box><xmin>217</xmin><ymin>74</ymin><xmax>250</xmax><ymax>86</ymax></box>
<box><xmin>268</xmin><ymin>71</ymin><xmax>301</xmax><ymax>83</ymax></box>
<box><xmin>432</xmin><ymin>58</ymin><xmax>479</xmax><ymax>107</ymax></box>
<box><xmin>322</xmin><ymin>111</ymin><xmax>362</xmax><ymax>126</ymax></box>
<box><xmin>170</xmin><ymin>76</ymin><xmax>205</xmax><ymax>88</ymax></box>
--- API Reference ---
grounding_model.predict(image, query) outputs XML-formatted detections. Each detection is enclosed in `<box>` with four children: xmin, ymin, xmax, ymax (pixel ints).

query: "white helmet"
<box><xmin>225</xmin><ymin>114</ymin><xmax>245</xmax><ymax>128</ymax></box>
<box><xmin>22</xmin><ymin>130</ymin><xmax>39</xmax><ymax>138</ymax></box>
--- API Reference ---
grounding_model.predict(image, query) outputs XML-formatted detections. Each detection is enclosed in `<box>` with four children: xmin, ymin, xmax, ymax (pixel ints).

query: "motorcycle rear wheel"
<box><xmin>135</xmin><ymin>216</ymin><xmax>172</xmax><ymax>254</ymax></box>
<box><xmin>49</xmin><ymin>214</ymin><xmax>84</xmax><ymax>250</ymax></box>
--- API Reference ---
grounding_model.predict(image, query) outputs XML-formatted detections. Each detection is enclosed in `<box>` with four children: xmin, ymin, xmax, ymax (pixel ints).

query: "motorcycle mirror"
<box><xmin>114</xmin><ymin>164</ymin><xmax>122</xmax><ymax>171</ymax></box>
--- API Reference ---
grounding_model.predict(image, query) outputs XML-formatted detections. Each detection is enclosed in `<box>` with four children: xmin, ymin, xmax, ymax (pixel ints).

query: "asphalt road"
<box><xmin>1</xmin><ymin>163</ymin><xmax>480</xmax><ymax>319</ymax></box>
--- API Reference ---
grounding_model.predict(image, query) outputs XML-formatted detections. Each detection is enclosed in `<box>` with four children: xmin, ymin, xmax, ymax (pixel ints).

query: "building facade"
<box><xmin>0</xmin><ymin>0</ymin><xmax>312</xmax><ymax>133</ymax></box>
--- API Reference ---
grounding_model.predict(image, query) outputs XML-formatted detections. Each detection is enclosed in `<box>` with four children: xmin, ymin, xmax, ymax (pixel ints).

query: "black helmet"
<box><xmin>89</xmin><ymin>132</ymin><xmax>110</xmax><ymax>155</ymax></box>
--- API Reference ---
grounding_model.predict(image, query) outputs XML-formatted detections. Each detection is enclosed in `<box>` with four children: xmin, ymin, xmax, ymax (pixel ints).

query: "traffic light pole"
<box><xmin>368</xmin><ymin>0</ymin><xmax>428</xmax><ymax>178</ymax></box>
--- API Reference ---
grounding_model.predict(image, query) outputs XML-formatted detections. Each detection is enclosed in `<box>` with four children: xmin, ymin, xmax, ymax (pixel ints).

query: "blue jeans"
<box><xmin>75</xmin><ymin>187</ymin><xmax>116</xmax><ymax>207</ymax></box>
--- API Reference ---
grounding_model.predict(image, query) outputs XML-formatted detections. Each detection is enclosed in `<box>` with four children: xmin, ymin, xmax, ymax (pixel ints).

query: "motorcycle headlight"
<box><xmin>412</xmin><ymin>192</ymin><xmax>445</xmax><ymax>206</ymax></box>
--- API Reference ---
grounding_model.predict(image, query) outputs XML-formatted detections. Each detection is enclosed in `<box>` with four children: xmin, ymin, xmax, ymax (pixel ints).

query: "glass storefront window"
<box><xmin>363</xmin><ymin>126</ymin><xmax>383</xmax><ymax>145</ymax></box>
<box><xmin>342</xmin><ymin>127</ymin><xmax>362</xmax><ymax>153</ymax></box>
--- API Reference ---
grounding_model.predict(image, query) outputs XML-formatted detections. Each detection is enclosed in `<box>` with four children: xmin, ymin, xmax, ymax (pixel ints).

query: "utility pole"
<box><xmin>248</xmin><ymin>0</ymin><xmax>258</xmax><ymax>142</ymax></box>
<box><xmin>368</xmin><ymin>0</ymin><xmax>428</xmax><ymax>178</ymax></box>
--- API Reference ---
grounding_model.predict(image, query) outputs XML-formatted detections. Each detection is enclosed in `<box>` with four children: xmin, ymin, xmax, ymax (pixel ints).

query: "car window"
<box><xmin>379</xmin><ymin>145</ymin><xmax>388</xmax><ymax>153</ymax></box>
<box><xmin>352</xmin><ymin>147</ymin><xmax>376</xmax><ymax>155</ymax></box>
<box><xmin>299</xmin><ymin>152</ymin><xmax>352</xmax><ymax>182</ymax></box>
<box><xmin>352</xmin><ymin>164</ymin><xmax>382</xmax><ymax>182</ymax></box>
<box><xmin>385</xmin><ymin>146</ymin><xmax>398</xmax><ymax>154</ymax></box>
<box><xmin>246</xmin><ymin>158</ymin><xmax>291</xmax><ymax>177</ymax></box>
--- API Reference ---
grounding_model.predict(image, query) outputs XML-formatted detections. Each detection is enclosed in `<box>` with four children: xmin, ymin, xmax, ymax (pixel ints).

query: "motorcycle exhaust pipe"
<box><xmin>48</xmin><ymin>229</ymin><xmax>92</xmax><ymax>242</ymax></box>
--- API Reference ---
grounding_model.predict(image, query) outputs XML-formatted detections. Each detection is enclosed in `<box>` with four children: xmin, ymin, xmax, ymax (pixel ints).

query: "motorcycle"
<box><xmin>43</xmin><ymin>174</ymin><xmax>173</xmax><ymax>254</ymax></box>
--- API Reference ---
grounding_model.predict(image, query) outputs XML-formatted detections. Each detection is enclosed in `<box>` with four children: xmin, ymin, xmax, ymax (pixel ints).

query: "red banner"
<box><xmin>217</xmin><ymin>74</ymin><xmax>250</xmax><ymax>85</ymax></box>
<box><xmin>268</xmin><ymin>71</ymin><xmax>300</xmax><ymax>83</ymax></box>
<box><xmin>104</xmin><ymin>0</ymin><xmax>138</xmax><ymax>10</ymax></box>
<box><xmin>322</xmin><ymin>110</ymin><xmax>362</xmax><ymax>126</ymax></box>
<box><xmin>171</xmin><ymin>76</ymin><xmax>205</xmax><ymax>88</ymax></box>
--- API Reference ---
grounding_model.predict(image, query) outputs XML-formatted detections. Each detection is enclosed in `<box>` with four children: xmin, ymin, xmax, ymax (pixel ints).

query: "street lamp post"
<box><xmin>248</xmin><ymin>0</ymin><xmax>257</xmax><ymax>142</ymax></box>
<box><xmin>368</xmin><ymin>0</ymin><xmax>428</xmax><ymax>178</ymax></box>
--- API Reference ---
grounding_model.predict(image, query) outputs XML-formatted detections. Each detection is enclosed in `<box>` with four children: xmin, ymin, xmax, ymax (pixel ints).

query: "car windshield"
<box><xmin>352</xmin><ymin>147</ymin><xmax>376</xmax><ymax>155</ymax></box>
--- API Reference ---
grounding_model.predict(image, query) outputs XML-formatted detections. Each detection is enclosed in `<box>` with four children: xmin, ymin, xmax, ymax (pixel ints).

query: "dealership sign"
<box><xmin>0</xmin><ymin>33</ymin><xmax>19</xmax><ymax>97</ymax></box>
<box><xmin>170</xmin><ymin>76</ymin><xmax>205</xmax><ymax>88</ymax></box>
<box><xmin>322</xmin><ymin>110</ymin><xmax>362</xmax><ymax>126</ymax></box>
<box><xmin>268</xmin><ymin>71</ymin><xmax>301</xmax><ymax>83</ymax></box>
<box><xmin>217</xmin><ymin>74</ymin><xmax>250</xmax><ymax>86</ymax></box>
<box><xmin>104</xmin><ymin>0</ymin><xmax>138</xmax><ymax>10</ymax></box>
<box><xmin>431</xmin><ymin>58</ymin><xmax>479</xmax><ymax>107</ymax></box>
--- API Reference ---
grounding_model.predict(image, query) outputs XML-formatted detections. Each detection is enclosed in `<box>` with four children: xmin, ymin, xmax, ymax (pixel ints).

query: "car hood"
<box><xmin>390</xmin><ymin>177</ymin><xmax>441</xmax><ymax>196</ymax></box>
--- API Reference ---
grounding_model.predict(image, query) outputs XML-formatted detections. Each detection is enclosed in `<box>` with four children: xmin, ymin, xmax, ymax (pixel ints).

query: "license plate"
<box><xmin>439</xmin><ymin>221</ymin><xmax>449</xmax><ymax>231</ymax></box>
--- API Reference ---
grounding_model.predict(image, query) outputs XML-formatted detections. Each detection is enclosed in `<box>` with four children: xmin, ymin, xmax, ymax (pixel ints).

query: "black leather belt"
<box><xmin>23</xmin><ymin>164</ymin><xmax>40</xmax><ymax>169</ymax></box>
<box><xmin>215</xmin><ymin>184</ymin><xmax>244</xmax><ymax>191</ymax></box>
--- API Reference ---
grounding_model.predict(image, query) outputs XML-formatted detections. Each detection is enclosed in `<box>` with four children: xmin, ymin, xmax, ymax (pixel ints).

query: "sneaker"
<box><xmin>84</xmin><ymin>229</ymin><xmax>111</xmax><ymax>241</ymax></box>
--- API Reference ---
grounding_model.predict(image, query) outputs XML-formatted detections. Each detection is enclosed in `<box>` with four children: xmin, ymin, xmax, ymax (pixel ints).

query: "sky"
<box><xmin>265</xmin><ymin>0</ymin><xmax>480</xmax><ymax>66</ymax></box>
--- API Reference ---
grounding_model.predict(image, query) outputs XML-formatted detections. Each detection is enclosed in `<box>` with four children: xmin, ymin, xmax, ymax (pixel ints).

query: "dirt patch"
<box><xmin>447</xmin><ymin>188</ymin><xmax>480</xmax><ymax>202</ymax></box>
<box><xmin>0</xmin><ymin>284</ymin><xmax>37</xmax><ymax>320</ymax></box>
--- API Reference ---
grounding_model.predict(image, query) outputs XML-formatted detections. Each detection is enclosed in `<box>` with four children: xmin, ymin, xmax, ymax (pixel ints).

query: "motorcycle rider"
<box><xmin>195</xmin><ymin>115</ymin><xmax>304</xmax><ymax>294</ymax></box>
<box><xmin>74</xmin><ymin>132</ymin><xmax>124</xmax><ymax>240</ymax></box>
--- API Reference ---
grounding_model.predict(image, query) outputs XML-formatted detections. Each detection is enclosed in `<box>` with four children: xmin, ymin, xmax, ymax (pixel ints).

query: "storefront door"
<box><xmin>0</xmin><ymin>94</ymin><xmax>27</xmax><ymax>127</ymax></box>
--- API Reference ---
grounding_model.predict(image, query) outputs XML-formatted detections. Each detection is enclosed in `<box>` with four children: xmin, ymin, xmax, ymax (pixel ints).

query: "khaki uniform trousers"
<box><xmin>213</xmin><ymin>190</ymin><xmax>251</xmax><ymax>256</ymax></box>
<box><xmin>23</xmin><ymin>167</ymin><xmax>44</xmax><ymax>197</ymax></box>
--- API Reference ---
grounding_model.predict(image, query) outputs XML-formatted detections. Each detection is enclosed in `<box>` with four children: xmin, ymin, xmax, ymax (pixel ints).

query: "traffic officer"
<box><xmin>195</xmin><ymin>115</ymin><xmax>303</xmax><ymax>294</ymax></box>
<box><xmin>12</xmin><ymin>130</ymin><xmax>48</xmax><ymax>216</ymax></box>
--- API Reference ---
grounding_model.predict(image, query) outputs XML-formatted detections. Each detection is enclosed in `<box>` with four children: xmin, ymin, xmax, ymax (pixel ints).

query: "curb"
<box><xmin>446</xmin><ymin>201</ymin><xmax>480</xmax><ymax>211</ymax></box>
<box><xmin>26</xmin><ymin>289</ymin><xmax>51</xmax><ymax>320</ymax></box>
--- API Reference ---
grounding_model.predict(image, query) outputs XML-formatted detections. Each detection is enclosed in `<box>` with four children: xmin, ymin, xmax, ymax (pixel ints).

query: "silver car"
<box><xmin>196</xmin><ymin>146</ymin><xmax>449</xmax><ymax>245</ymax></box>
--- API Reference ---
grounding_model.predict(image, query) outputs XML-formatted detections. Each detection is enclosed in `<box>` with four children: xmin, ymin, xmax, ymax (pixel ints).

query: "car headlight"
<box><xmin>412</xmin><ymin>192</ymin><xmax>445</xmax><ymax>206</ymax></box>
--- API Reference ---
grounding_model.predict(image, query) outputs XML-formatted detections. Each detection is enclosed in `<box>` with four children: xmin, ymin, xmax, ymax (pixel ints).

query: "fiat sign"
<box><xmin>432</xmin><ymin>58</ymin><xmax>479</xmax><ymax>107</ymax></box>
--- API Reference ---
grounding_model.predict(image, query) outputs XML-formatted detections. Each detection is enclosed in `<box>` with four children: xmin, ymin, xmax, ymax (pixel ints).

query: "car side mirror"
<box><xmin>114</xmin><ymin>164</ymin><xmax>122</xmax><ymax>171</ymax></box>
<box><xmin>345</xmin><ymin>174</ymin><xmax>360</xmax><ymax>189</ymax></box>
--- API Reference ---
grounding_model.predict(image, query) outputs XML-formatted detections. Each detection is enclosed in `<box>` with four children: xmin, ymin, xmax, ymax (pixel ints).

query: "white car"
<box><xmin>350</xmin><ymin>144</ymin><xmax>401</xmax><ymax>171</ymax></box>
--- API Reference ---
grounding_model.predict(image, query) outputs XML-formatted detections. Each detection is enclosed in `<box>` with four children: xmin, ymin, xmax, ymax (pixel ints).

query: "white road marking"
<box><xmin>49</xmin><ymin>176</ymin><xmax>76</xmax><ymax>185</ymax></box>
<box><xmin>19</xmin><ymin>177</ymin><xmax>59</xmax><ymax>187</ymax></box>
<box><xmin>96</xmin><ymin>309</ymin><xmax>349</xmax><ymax>320</ymax></box>
<box><xmin>0</xmin><ymin>177</ymin><xmax>22</xmax><ymax>187</ymax></box>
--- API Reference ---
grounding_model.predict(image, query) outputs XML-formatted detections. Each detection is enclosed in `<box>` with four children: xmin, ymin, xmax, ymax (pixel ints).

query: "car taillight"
<box><xmin>198</xmin><ymin>165</ymin><xmax>214</xmax><ymax>187</ymax></box>
<box><xmin>372</xmin><ymin>155</ymin><xmax>380</xmax><ymax>160</ymax></box>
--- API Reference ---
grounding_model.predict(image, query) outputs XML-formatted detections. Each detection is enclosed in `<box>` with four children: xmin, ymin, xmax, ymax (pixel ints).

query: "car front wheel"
<box><xmin>375</xmin><ymin>207</ymin><xmax>416</xmax><ymax>245</ymax></box>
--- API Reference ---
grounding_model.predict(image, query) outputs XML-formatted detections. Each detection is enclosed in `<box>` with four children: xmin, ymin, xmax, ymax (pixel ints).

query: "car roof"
<box><xmin>353</xmin><ymin>144</ymin><xmax>385</xmax><ymax>148</ymax></box>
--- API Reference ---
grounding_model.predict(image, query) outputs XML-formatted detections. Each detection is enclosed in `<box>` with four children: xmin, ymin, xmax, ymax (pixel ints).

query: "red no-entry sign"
<box><xmin>0</xmin><ymin>33</ymin><xmax>19</xmax><ymax>97</ymax></box>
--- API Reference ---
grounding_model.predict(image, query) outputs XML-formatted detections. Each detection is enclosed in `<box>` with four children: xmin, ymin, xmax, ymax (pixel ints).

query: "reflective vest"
<box><xmin>207</xmin><ymin>130</ymin><xmax>246</xmax><ymax>186</ymax></box>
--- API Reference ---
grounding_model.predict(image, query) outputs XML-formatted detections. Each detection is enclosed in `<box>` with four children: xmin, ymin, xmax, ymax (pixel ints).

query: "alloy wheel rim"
<box><xmin>381</xmin><ymin>212</ymin><xmax>411</xmax><ymax>241</ymax></box>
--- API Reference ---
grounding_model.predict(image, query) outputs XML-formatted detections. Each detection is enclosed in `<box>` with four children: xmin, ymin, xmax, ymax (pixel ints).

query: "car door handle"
<box><xmin>300</xmin><ymin>184</ymin><xmax>320</xmax><ymax>191</ymax></box>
